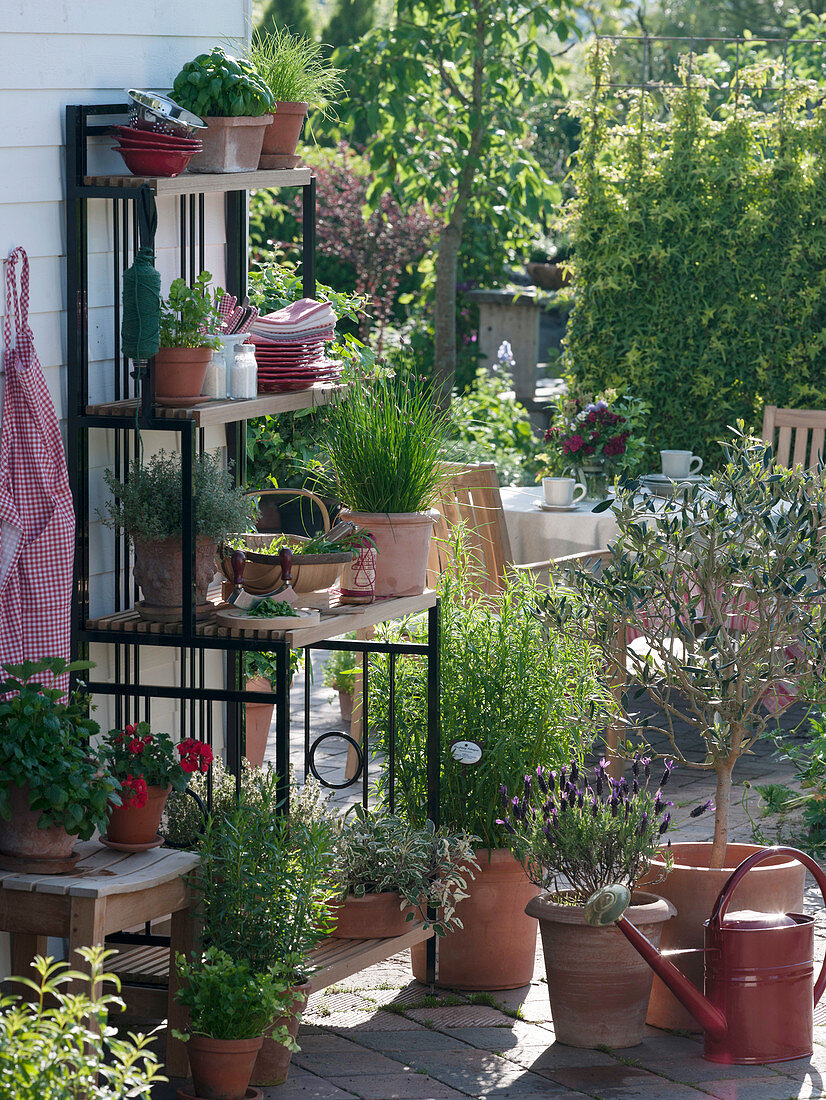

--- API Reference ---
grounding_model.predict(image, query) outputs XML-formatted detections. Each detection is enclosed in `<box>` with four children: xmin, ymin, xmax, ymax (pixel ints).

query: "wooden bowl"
<box><xmin>218</xmin><ymin>534</ymin><xmax>354</xmax><ymax>595</ymax></box>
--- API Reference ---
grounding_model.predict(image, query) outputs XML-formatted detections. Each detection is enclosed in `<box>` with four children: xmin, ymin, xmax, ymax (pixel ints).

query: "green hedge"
<box><xmin>563</xmin><ymin>50</ymin><xmax>826</xmax><ymax>465</ymax></box>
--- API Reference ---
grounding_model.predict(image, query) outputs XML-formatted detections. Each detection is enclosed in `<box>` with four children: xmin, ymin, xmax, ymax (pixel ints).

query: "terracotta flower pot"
<box><xmin>338</xmin><ymin>689</ymin><xmax>354</xmax><ymax>725</ymax></box>
<box><xmin>640</xmin><ymin>842</ymin><xmax>806</xmax><ymax>1031</ymax></box>
<box><xmin>411</xmin><ymin>848</ymin><xmax>538</xmax><ymax>990</ymax></box>
<box><xmin>0</xmin><ymin>784</ymin><xmax>77</xmax><ymax>861</ymax></box>
<box><xmin>188</xmin><ymin>1034</ymin><xmax>263</xmax><ymax>1100</ymax></box>
<box><xmin>339</xmin><ymin>510</ymin><xmax>438</xmax><ymax>599</ymax></box>
<box><xmin>132</xmin><ymin>535</ymin><xmax>217</xmax><ymax>620</ymax></box>
<box><xmin>251</xmin><ymin>982</ymin><xmax>310</xmax><ymax>1087</ymax></box>
<box><xmin>154</xmin><ymin>346</ymin><xmax>213</xmax><ymax>402</ymax></box>
<box><xmin>244</xmin><ymin>676</ymin><xmax>273</xmax><ymax>767</ymax></box>
<box><xmin>526</xmin><ymin>890</ymin><xmax>675</xmax><ymax>1048</ymax></box>
<box><xmin>329</xmin><ymin>891</ymin><xmax>414</xmax><ymax>939</ymax></box>
<box><xmin>106</xmin><ymin>783</ymin><xmax>170</xmax><ymax>846</ymax></box>
<box><xmin>188</xmin><ymin>115</ymin><xmax>274</xmax><ymax>174</ymax></box>
<box><xmin>259</xmin><ymin>102</ymin><xmax>309</xmax><ymax>167</ymax></box>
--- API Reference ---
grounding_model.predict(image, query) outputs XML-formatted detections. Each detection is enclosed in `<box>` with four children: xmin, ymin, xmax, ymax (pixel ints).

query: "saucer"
<box><xmin>101</xmin><ymin>833</ymin><xmax>164</xmax><ymax>853</ymax></box>
<box><xmin>643</xmin><ymin>473</ymin><xmax>705</xmax><ymax>483</ymax></box>
<box><xmin>535</xmin><ymin>500</ymin><xmax>581</xmax><ymax>512</ymax></box>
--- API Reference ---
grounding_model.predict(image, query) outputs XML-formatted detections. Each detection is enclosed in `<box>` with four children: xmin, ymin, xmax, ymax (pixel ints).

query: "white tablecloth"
<box><xmin>500</xmin><ymin>486</ymin><xmax>619</xmax><ymax>565</ymax></box>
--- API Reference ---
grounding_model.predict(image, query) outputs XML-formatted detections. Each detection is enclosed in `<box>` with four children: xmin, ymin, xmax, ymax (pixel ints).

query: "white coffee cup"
<box><xmin>543</xmin><ymin>477</ymin><xmax>587</xmax><ymax>507</ymax></box>
<box><xmin>660</xmin><ymin>450</ymin><xmax>703</xmax><ymax>479</ymax></box>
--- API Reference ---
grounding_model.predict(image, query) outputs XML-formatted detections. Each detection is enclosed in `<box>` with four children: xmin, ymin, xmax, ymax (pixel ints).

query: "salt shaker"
<box><xmin>202</xmin><ymin>345</ymin><xmax>227</xmax><ymax>400</ymax></box>
<box><xmin>230</xmin><ymin>343</ymin><xmax>258</xmax><ymax>399</ymax></box>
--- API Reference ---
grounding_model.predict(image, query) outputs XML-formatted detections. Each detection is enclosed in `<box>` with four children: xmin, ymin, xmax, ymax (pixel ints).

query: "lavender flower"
<box><xmin>596</xmin><ymin>773</ymin><xmax>604</xmax><ymax>797</ymax></box>
<box><xmin>496</xmin><ymin>818</ymin><xmax>517</xmax><ymax>836</ymax></box>
<box><xmin>499</xmin><ymin>784</ymin><xmax>509</xmax><ymax>808</ymax></box>
<box><xmin>654</xmin><ymin>791</ymin><xmax>664</xmax><ymax>815</ymax></box>
<box><xmin>591</xmin><ymin>799</ymin><xmax>599</xmax><ymax>818</ymax></box>
<box><xmin>643</xmin><ymin>757</ymin><xmax>651</xmax><ymax>779</ymax></box>
<box><xmin>578</xmin><ymin>791</ymin><xmax>584</xmax><ymax>809</ymax></box>
<box><xmin>536</xmin><ymin>766</ymin><xmax>548</xmax><ymax>794</ymax></box>
<box><xmin>570</xmin><ymin>761</ymin><xmax>579</xmax><ymax>783</ymax></box>
<box><xmin>660</xmin><ymin>760</ymin><xmax>674</xmax><ymax>788</ymax></box>
<box><xmin>638</xmin><ymin>811</ymin><xmax>648</xmax><ymax>836</ymax></box>
<box><xmin>610</xmin><ymin>796</ymin><xmax>619</xmax><ymax>818</ymax></box>
<box><xmin>659</xmin><ymin>813</ymin><xmax>672</xmax><ymax>835</ymax></box>
<box><xmin>624</xmin><ymin>798</ymin><xmax>631</xmax><ymax>819</ymax></box>
<box><xmin>690</xmin><ymin>799</ymin><xmax>714</xmax><ymax>818</ymax></box>
<box><xmin>632</xmin><ymin>753</ymin><xmax>640</xmax><ymax>778</ymax></box>
<box><xmin>524</xmin><ymin>774</ymin><xmax>532</xmax><ymax>798</ymax></box>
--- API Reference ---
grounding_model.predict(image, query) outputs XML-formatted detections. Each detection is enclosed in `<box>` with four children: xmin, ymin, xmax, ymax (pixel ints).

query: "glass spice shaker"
<box><xmin>230</xmin><ymin>343</ymin><xmax>258</xmax><ymax>399</ymax></box>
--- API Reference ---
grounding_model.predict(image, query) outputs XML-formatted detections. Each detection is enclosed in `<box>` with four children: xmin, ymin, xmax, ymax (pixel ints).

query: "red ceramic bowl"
<box><xmin>114</xmin><ymin>125</ymin><xmax>203</xmax><ymax>150</ymax></box>
<box><xmin>113</xmin><ymin>145</ymin><xmax>193</xmax><ymax>178</ymax></box>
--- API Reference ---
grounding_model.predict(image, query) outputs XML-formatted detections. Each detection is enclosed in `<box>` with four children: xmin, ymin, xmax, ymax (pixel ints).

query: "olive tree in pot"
<box><xmin>0</xmin><ymin>660</ymin><xmax>120</xmax><ymax>870</ymax></box>
<box><xmin>316</xmin><ymin>375</ymin><xmax>447</xmax><ymax>598</ymax></box>
<box><xmin>541</xmin><ymin>427</ymin><xmax>826</xmax><ymax>1028</ymax></box>
<box><xmin>172</xmin><ymin>47</ymin><xmax>274</xmax><ymax>172</ymax></box>
<box><xmin>155</xmin><ymin>272</ymin><xmax>222</xmax><ymax>403</ymax></box>
<box><xmin>101</xmin><ymin>449</ymin><xmax>256</xmax><ymax>622</ymax></box>
<box><xmin>372</xmin><ymin>550</ymin><xmax>614</xmax><ymax>988</ymax></box>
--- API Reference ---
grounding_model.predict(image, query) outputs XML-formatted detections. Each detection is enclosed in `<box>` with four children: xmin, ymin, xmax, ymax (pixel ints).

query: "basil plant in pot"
<box><xmin>155</xmin><ymin>271</ymin><xmax>222</xmax><ymax>404</ymax></box>
<box><xmin>316</xmin><ymin>374</ymin><xmax>448</xmax><ymax>598</ymax></box>
<box><xmin>172</xmin><ymin>46</ymin><xmax>274</xmax><ymax>172</ymax></box>
<box><xmin>330</xmin><ymin>807</ymin><xmax>479</xmax><ymax>939</ymax></box>
<box><xmin>541</xmin><ymin>427</ymin><xmax>826</xmax><ymax>1029</ymax></box>
<box><xmin>0</xmin><ymin>659</ymin><xmax>120</xmax><ymax>869</ymax></box>
<box><xmin>101</xmin><ymin>449</ymin><xmax>256</xmax><ymax>622</ymax></box>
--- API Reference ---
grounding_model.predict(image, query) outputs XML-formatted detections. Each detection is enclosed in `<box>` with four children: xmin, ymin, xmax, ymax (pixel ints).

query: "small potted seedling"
<box><xmin>155</xmin><ymin>272</ymin><xmax>222</xmax><ymax>404</ymax></box>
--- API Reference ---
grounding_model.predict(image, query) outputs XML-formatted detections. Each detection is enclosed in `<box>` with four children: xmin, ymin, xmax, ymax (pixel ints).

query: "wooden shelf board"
<box><xmin>85</xmin><ymin>383</ymin><xmax>341</xmax><ymax>427</ymax></box>
<box><xmin>83</xmin><ymin>167</ymin><xmax>313</xmax><ymax>195</ymax></box>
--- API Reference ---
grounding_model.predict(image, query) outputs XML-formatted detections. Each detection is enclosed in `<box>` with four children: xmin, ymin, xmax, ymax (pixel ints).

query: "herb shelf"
<box><xmin>81</xmin><ymin>167</ymin><xmax>313</xmax><ymax>197</ymax></box>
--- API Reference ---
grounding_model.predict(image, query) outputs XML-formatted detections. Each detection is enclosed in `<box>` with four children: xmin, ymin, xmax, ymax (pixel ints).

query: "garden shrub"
<box><xmin>563</xmin><ymin>47</ymin><xmax>826</xmax><ymax>465</ymax></box>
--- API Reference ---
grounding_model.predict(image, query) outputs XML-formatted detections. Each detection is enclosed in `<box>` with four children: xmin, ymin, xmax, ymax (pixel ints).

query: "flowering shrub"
<box><xmin>537</xmin><ymin>389</ymin><xmax>648</xmax><ymax>478</ymax></box>
<box><xmin>101</xmin><ymin>723</ymin><xmax>212</xmax><ymax>797</ymax></box>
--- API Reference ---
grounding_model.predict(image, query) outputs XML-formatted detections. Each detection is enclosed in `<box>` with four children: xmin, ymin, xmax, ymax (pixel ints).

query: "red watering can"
<box><xmin>585</xmin><ymin>846</ymin><xmax>826</xmax><ymax>1064</ymax></box>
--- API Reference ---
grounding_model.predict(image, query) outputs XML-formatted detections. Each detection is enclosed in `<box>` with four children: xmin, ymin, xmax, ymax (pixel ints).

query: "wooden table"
<box><xmin>0</xmin><ymin>841</ymin><xmax>199</xmax><ymax>1077</ymax></box>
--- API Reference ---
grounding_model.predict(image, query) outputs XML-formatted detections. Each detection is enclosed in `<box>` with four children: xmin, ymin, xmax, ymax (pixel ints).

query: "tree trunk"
<box><xmin>432</xmin><ymin>218</ymin><xmax>463</xmax><ymax>407</ymax></box>
<box><xmin>709</xmin><ymin>763</ymin><xmax>733</xmax><ymax>869</ymax></box>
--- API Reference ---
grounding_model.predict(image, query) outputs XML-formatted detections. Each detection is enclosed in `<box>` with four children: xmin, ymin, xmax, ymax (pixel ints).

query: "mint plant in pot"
<box><xmin>155</xmin><ymin>272</ymin><xmax>222</xmax><ymax>404</ymax></box>
<box><xmin>101</xmin><ymin>449</ymin><xmax>256</xmax><ymax>622</ymax></box>
<box><xmin>316</xmin><ymin>374</ymin><xmax>447</xmax><ymax>597</ymax></box>
<box><xmin>172</xmin><ymin>47</ymin><xmax>274</xmax><ymax>172</ymax></box>
<box><xmin>0</xmin><ymin>660</ymin><xmax>120</xmax><ymax>870</ymax></box>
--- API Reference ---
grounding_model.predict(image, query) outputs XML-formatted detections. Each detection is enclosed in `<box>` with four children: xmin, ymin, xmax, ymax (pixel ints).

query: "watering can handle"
<box><xmin>709</xmin><ymin>846</ymin><xmax>826</xmax><ymax>1006</ymax></box>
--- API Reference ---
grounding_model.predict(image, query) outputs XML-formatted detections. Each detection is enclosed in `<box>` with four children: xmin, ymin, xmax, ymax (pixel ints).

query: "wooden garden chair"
<box><xmin>761</xmin><ymin>405</ymin><xmax>826</xmax><ymax>470</ymax></box>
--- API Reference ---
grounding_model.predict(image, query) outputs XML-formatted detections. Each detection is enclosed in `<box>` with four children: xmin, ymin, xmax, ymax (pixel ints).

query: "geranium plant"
<box><xmin>537</xmin><ymin>389</ymin><xmax>648</xmax><ymax>482</ymax></box>
<box><xmin>101</xmin><ymin>722</ymin><xmax>212</xmax><ymax>807</ymax></box>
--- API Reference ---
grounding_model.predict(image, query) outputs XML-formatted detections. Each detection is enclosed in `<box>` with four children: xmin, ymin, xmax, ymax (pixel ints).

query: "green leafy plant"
<box><xmin>227</xmin><ymin>531</ymin><xmax>363</xmax><ymax>556</ymax></box>
<box><xmin>0</xmin><ymin>946</ymin><xmax>165</xmax><ymax>1099</ymax></box>
<box><xmin>333</xmin><ymin>807</ymin><xmax>479</xmax><ymax>934</ymax></box>
<box><xmin>174</xmin><ymin>948</ymin><xmax>296</xmax><ymax>1045</ymax></box>
<box><xmin>316</xmin><ymin>374</ymin><xmax>448</xmax><ymax>514</ymax></box>
<box><xmin>322</xmin><ymin>642</ymin><xmax>358</xmax><ymax>695</ymax></box>
<box><xmin>159</xmin><ymin>272</ymin><xmax>222</xmax><ymax>350</ymax></box>
<box><xmin>172</xmin><ymin>47</ymin><xmax>275</xmax><ymax>117</ymax></box>
<box><xmin>244</xmin><ymin>649</ymin><xmax>301</xmax><ymax>689</ymax></box>
<box><xmin>0</xmin><ymin>660</ymin><xmax>120</xmax><ymax>840</ymax></box>
<box><xmin>244</xmin><ymin>28</ymin><xmax>344</xmax><ymax>111</ymax></box>
<box><xmin>101</xmin><ymin>450</ymin><xmax>257</xmax><ymax>543</ymax></box>
<box><xmin>246</xmin><ymin>598</ymin><xmax>298</xmax><ymax>618</ymax></box>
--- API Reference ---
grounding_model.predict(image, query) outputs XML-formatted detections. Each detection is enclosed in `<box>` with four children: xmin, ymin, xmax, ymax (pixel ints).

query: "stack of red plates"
<box><xmin>249</xmin><ymin>298</ymin><xmax>342</xmax><ymax>393</ymax></box>
<box><xmin>111</xmin><ymin>125</ymin><xmax>203</xmax><ymax>178</ymax></box>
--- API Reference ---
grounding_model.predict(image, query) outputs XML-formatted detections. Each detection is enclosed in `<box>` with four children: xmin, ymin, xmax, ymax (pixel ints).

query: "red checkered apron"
<box><xmin>0</xmin><ymin>247</ymin><xmax>74</xmax><ymax>694</ymax></box>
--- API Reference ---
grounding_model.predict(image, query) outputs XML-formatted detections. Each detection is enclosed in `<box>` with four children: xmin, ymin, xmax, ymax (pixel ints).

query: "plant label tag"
<box><xmin>450</xmin><ymin>739</ymin><xmax>483</xmax><ymax>765</ymax></box>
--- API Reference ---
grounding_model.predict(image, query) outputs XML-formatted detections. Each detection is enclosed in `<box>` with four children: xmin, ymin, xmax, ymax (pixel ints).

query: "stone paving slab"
<box><xmin>540</xmin><ymin>1063</ymin><xmax>709</xmax><ymax>1097</ymax></box>
<box><xmin>262</xmin><ymin>1066</ymin><xmax>359</xmax><ymax>1099</ymax></box>
<box><xmin>700</xmin><ymin>1077</ymin><xmax>823</xmax><ymax>1100</ymax></box>
<box><xmin>326</xmin><ymin>1071</ymin><xmax>469</xmax><ymax>1099</ymax></box>
<box><xmin>352</xmin><ymin>1030</ymin><xmax>474</xmax><ymax>1053</ymax></box>
<box><xmin>406</xmin><ymin>1005</ymin><xmax>514</xmax><ymax>1028</ymax></box>
<box><xmin>292</xmin><ymin>1050</ymin><xmax>414</xmax><ymax>1077</ymax></box>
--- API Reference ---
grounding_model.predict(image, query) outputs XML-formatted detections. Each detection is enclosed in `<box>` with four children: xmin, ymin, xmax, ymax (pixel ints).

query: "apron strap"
<box><xmin>4</xmin><ymin>247</ymin><xmax>31</xmax><ymax>354</ymax></box>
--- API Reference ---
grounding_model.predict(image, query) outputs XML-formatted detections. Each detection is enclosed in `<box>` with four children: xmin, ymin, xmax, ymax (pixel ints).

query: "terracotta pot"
<box><xmin>251</xmin><ymin>982</ymin><xmax>309</xmax><ymax>1087</ymax></box>
<box><xmin>330</xmin><ymin>891</ymin><xmax>414</xmax><ymax>939</ymax></box>
<box><xmin>338</xmin><ymin>689</ymin><xmax>353</xmax><ymax>725</ymax></box>
<box><xmin>189</xmin><ymin>115</ymin><xmax>273</xmax><ymax>174</ymax></box>
<box><xmin>260</xmin><ymin>102</ymin><xmax>309</xmax><ymax>161</ymax></box>
<box><xmin>0</xmin><ymin>784</ymin><xmax>77</xmax><ymax>861</ymax></box>
<box><xmin>106</xmin><ymin>783</ymin><xmax>170</xmax><ymax>846</ymax></box>
<box><xmin>154</xmin><ymin>346</ymin><xmax>212</xmax><ymax>401</ymax></box>
<box><xmin>244</xmin><ymin>676</ymin><xmax>273</xmax><ymax>767</ymax></box>
<box><xmin>640</xmin><ymin>842</ymin><xmax>806</xmax><ymax>1031</ymax></box>
<box><xmin>132</xmin><ymin>535</ymin><xmax>217</xmax><ymax>618</ymax></box>
<box><xmin>188</xmin><ymin>1035</ymin><xmax>263</xmax><ymax>1100</ymax></box>
<box><xmin>527</xmin><ymin>890</ymin><xmax>675</xmax><ymax>1048</ymax></box>
<box><xmin>339</xmin><ymin>510</ymin><xmax>438</xmax><ymax>598</ymax></box>
<box><xmin>411</xmin><ymin>848</ymin><xmax>537</xmax><ymax>990</ymax></box>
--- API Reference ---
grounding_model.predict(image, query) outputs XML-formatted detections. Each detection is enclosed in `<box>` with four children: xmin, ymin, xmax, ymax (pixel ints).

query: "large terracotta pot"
<box><xmin>189</xmin><ymin>115</ymin><xmax>273</xmax><ymax>173</ymax></box>
<box><xmin>251</xmin><ymin>982</ymin><xmax>310</xmax><ymax>1087</ymax></box>
<box><xmin>154</xmin><ymin>346</ymin><xmax>212</xmax><ymax>402</ymax></box>
<box><xmin>188</xmin><ymin>1034</ymin><xmax>263</xmax><ymax>1100</ymax></box>
<box><xmin>259</xmin><ymin>102</ymin><xmax>308</xmax><ymax>167</ymax></box>
<box><xmin>411</xmin><ymin>848</ymin><xmax>537</xmax><ymax>990</ymax></box>
<box><xmin>0</xmin><ymin>784</ymin><xmax>77</xmax><ymax>861</ymax></box>
<box><xmin>339</xmin><ymin>510</ymin><xmax>438</xmax><ymax>599</ymax></box>
<box><xmin>526</xmin><ymin>890</ymin><xmax>675</xmax><ymax>1048</ymax></box>
<box><xmin>106</xmin><ymin>783</ymin><xmax>170</xmax><ymax>846</ymax></box>
<box><xmin>244</xmin><ymin>676</ymin><xmax>273</xmax><ymax>767</ymax></box>
<box><xmin>330</xmin><ymin>891</ymin><xmax>414</xmax><ymax>939</ymax></box>
<box><xmin>132</xmin><ymin>535</ymin><xmax>217</xmax><ymax>620</ymax></box>
<box><xmin>640</xmin><ymin>842</ymin><xmax>806</xmax><ymax>1031</ymax></box>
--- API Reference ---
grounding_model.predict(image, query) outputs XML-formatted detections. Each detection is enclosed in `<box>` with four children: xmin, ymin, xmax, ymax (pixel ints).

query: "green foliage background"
<box><xmin>563</xmin><ymin>49</ymin><xmax>826</xmax><ymax>465</ymax></box>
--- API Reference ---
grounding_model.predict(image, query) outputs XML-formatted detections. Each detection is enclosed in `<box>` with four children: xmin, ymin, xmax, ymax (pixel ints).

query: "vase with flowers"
<box><xmin>101</xmin><ymin>723</ymin><xmax>213</xmax><ymax>851</ymax></box>
<box><xmin>537</xmin><ymin>389</ymin><xmax>648</xmax><ymax>500</ymax></box>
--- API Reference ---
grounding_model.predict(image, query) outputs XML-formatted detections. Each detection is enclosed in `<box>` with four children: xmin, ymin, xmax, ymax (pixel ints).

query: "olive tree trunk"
<box><xmin>709</xmin><ymin>762</ymin><xmax>734</xmax><ymax>869</ymax></box>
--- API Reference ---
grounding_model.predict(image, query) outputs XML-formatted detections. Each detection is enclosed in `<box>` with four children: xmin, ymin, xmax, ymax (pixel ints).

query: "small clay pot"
<box><xmin>338</xmin><ymin>689</ymin><xmax>353</xmax><ymax>725</ymax></box>
<box><xmin>188</xmin><ymin>1035</ymin><xmax>263</xmax><ymax>1100</ymax></box>
<box><xmin>244</xmin><ymin>676</ymin><xmax>274</xmax><ymax>767</ymax></box>
<box><xmin>132</xmin><ymin>535</ymin><xmax>217</xmax><ymax>617</ymax></box>
<box><xmin>260</xmin><ymin>102</ymin><xmax>308</xmax><ymax>162</ymax></box>
<box><xmin>250</xmin><ymin>982</ymin><xmax>310</xmax><ymax>1087</ymax></box>
<box><xmin>339</xmin><ymin>509</ymin><xmax>438</xmax><ymax>599</ymax></box>
<box><xmin>329</xmin><ymin>891</ymin><xmax>414</xmax><ymax>939</ymax></box>
<box><xmin>0</xmin><ymin>784</ymin><xmax>77</xmax><ymax>861</ymax></box>
<box><xmin>106</xmin><ymin>783</ymin><xmax>170</xmax><ymax>846</ymax></box>
<box><xmin>153</xmin><ymin>346</ymin><xmax>212</xmax><ymax>401</ymax></box>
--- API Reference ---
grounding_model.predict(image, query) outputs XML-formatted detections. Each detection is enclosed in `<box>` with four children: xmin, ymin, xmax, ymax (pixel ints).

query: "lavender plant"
<box><xmin>498</xmin><ymin>754</ymin><xmax>712</xmax><ymax>899</ymax></box>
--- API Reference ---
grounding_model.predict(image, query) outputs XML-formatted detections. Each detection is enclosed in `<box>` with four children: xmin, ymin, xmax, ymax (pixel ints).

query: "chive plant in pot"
<box><xmin>172</xmin><ymin>47</ymin><xmax>274</xmax><ymax>173</ymax></box>
<box><xmin>316</xmin><ymin>375</ymin><xmax>447</xmax><ymax>598</ymax></box>
<box><xmin>499</xmin><ymin>756</ymin><xmax>689</xmax><ymax>1048</ymax></box>
<box><xmin>244</xmin><ymin>28</ymin><xmax>343</xmax><ymax>168</ymax></box>
<box><xmin>193</xmin><ymin>768</ymin><xmax>338</xmax><ymax>1087</ymax></box>
<box><xmin>322</xmin><ymin>641</ymin><xmax>358</xmax><ymax>724</ymax></box>
<box><xmin>155</xmin><ymin>272</ymin><xmax>222</xmax><ymax>404</ymax></box>
<box><xmin>174</xmin><ymin>948</ymin><xmax>296</xmax><ymax>1100</ymax></box>
<box><xmin>541</xmin><ymin>428</ymin><xmax>826</xmax><ymax>1029</ymax></box>
<box><xmin>373</xmin><ymin>547</ymin><xmax>614</xmax><ymax>988</ymax></box>
<box><xmin>100</xmin><ymin>723</ymin><xmax>213</xmax><ymax>850</ymax></box>
<box><xmin>101</xmin><ymin>449</ymin><xmax>256</xmax><ymax>622</ymax></box>
<box><xmin>0</xmin><ymin>660</ymin><xmax>120</xmax><ymax>871</ymax></box>
<box><xmin>330</xmin><ymin>807</ymin><xmax>478</xmax><ymax>938</ymax></box>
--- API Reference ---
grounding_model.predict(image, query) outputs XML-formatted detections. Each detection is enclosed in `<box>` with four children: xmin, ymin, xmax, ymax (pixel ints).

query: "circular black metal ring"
<box><xmin>308</xmin><ymin>730</ymin><xmax>363</xmax><ymax>789</ymax></box>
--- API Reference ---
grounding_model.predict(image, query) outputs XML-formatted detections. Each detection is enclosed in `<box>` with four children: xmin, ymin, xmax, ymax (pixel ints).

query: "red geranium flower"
<box><xmin>128</xmin><ymin>737</ymin><xmax>145</xmax><ymax>754</ymax></box>
<box><xmin>120</xmin><ymin>773</ymin><xmax>148</xmax><ymax>810</ymax></box>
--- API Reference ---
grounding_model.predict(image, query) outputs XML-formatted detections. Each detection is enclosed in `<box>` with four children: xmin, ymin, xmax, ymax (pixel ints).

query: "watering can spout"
<box><xmin>584</xmin><ymin>886</ymin><xmax>728</xmax><ymax>1043</ymax></box>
